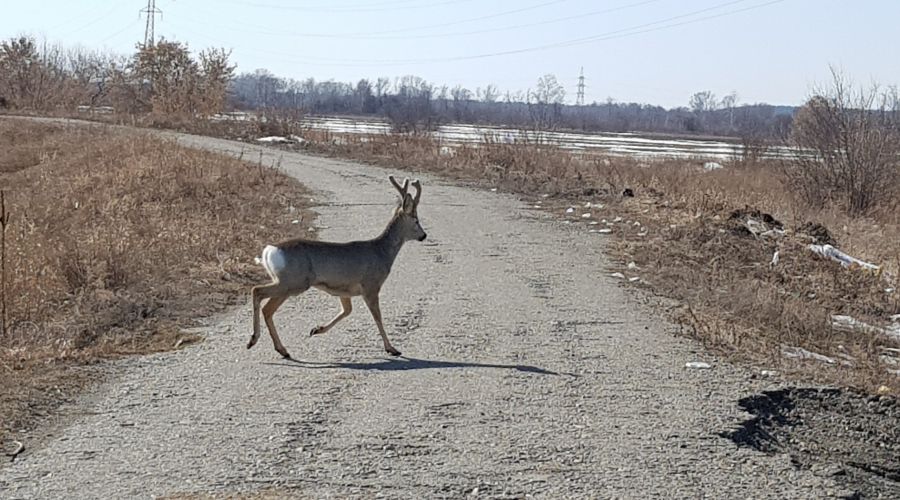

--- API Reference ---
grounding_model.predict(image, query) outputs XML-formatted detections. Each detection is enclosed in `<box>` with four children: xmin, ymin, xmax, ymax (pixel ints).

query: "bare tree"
<box><xmin>527</xmin><ymin>74</ymin><xmax>566</xmax><ymax>133</ymax></box>
<box><xmin>786</xmin><ymin>68</ymin><xmax>900</xmax><ymax>214</ymax></box>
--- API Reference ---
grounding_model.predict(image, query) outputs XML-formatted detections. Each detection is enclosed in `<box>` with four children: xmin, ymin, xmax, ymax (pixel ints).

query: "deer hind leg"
<box><xmin>310</xmin><ymin>296</ymin><xmax>352</xmax><ymax>337</ymax></box>
<box><xmin>249</xmin><ymin>284</ymin><xmax>275</xmax><ymax>350</ymax></box>
<box><xmin>362</xmin><ymin>292</ymin><xmax>401</xmax><ymax>356</ymax></box>
<box><xmin>262</xmin><ymin>295</ymin><xmax>291</xmax><ymax>359</ymax></box>
<box><xmin>249</xmin><ymin>283</ymin><xmax>290</xmax><ymax>353</ymax></box>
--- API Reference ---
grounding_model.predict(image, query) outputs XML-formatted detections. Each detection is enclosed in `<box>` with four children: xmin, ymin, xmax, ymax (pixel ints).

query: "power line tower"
<box><xmin>141</xmin><ymin>0</ymin><xmax>163</xmax><ymax>48</ymax></box>
<box><xmin>576</xmin><ymin>67</ymin><xmax>586</xmax><ymax>106</ymax></box>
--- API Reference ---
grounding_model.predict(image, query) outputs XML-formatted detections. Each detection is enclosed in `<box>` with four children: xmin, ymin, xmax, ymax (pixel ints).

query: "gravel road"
<box><xmin>0</xmin><ymin>131</ymin><xmax>847</xmax><ymax>498</ymax></box>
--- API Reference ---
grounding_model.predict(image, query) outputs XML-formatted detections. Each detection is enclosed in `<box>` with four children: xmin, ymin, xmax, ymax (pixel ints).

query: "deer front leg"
<box><xmin>311</xmin><ymin>297</ymin><xmax>352</xmax><ymax>336</ymax></box>
<box><xmin>362</xmin><ymin>293</ymin><xmax>401</xmax><ymax>356</ymax></box>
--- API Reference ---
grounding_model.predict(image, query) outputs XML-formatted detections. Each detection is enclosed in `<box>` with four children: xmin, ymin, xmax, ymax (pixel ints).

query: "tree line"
<box><xmin>230</xmin><ymin>69</ymin><xmax>794</xmax><ymax>138</ymax></box>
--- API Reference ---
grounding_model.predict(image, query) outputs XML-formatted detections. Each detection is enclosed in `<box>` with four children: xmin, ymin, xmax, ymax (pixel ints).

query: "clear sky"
<box><xmin>3</xmin><ymin>0</ymin><xmax>898</xmax><ymax>108</ymax></box>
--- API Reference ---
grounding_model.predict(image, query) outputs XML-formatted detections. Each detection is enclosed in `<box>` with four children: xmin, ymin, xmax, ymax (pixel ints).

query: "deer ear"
<box><xmin>402</xmin><ymin>193</ymin><xmax>415</xmax><ymax>212</ymax></box>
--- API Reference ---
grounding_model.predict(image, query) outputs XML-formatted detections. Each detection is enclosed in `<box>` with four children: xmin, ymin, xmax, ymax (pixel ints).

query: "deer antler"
<box><xmin>411</xmin><ymin>180</ymin><xmax>422</xmax><ymax>208</ymax></box>
<box><xmin>389</xmin><ymin>175</ymin><xmax>409</xmax><ymax>196</ymax></box>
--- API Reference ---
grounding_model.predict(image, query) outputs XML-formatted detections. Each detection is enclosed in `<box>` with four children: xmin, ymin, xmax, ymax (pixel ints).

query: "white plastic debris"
<box><xmin>588</xmin><ymin>221</ymin><xmax>599</xmax><ymax>226</ymax></box>
<box><xmin>589</xmin><ymin>228</ymin><xmax>612</xmax><ymax>234</ymax></box>
<box><xmin>760</xmin><ymin>370</ymin><xmax>778</xmax><ymax>377</ymax></box>
<box><xmin>581</xmin><ymin>213</ymin><xmax>592</xmax><ymax>219</ymax></box>
<box><xmin>256</xmin><ymin>136</ymin><xmax>293</xmax><ymax>143</ymax></box>
<box><xmin>808</xmin><ymin>244</ymin><xmax>879</xmax><ymax>271</ymax></box>
<box><xmin>703</xmin><ymin>162</ymin><xmax>724</xmax><ymax>171</ymax></box>
<box><xmin>610</xmin><ymin>272</ymin><xmax>626</xmax><ymax>279</ymax></box>
<box><xmin>490</xmin><ymin>188</ymin><xmax>498</xmax><ymax>192</ymax></box>
<box><xmin>781</xmin><ymin>346</ymin><xmax>836</xmax><ymax>365</ymax></box>
<box><xmin>584</xmin><ymin>202</ymin><xmax>592</xmax><ymax>208</ymax></box>
<box><xmin>627</xmin><ymin>262</ymin><xmax>638</xmax><ymax>270</ymax></box>
<box><xmin>770</xmin><ymin>250</ymin><xmax>780</xmax><ymax>267</ymax></box>
<box><xmin>628</xmin><ymin>277</ymin><xmax>640</xmax><ymax>283</ymax></box>
<box><xmin>565</xmin><ymin>207</ymin><xmax>575</xmax><ymax>214</ymax></box>
<box><xmin>831</xmin><ymin>315</ymin><xmax>900</xmax><ymax>342</ymax></box>
<box><xmin>291</xmin><ymin>219</ymin><xmax>301</xmax><ymax>224</ymax></box>
<box><xmin>685</xmin><ymin>361</ymin><xmax>711</xmax><ymax>369</ymax></box>
<box><xmin>613</xmin><ymin>216</ymin><xmax>623</xmax><ymax>223</ymax></box>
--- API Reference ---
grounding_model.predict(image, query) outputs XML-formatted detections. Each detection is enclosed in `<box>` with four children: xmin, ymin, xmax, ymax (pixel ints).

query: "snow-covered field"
<box><xmin>220</xmin><ymin>113</ymin><xmax>789</xmax><ymax>160</ymax></box>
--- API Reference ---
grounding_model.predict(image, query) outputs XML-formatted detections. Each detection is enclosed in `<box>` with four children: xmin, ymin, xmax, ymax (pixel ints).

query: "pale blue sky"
<box><xmin>3</xmin><ymin>0</ymin><xmax>898</xmax><ymax>108</ymax></box>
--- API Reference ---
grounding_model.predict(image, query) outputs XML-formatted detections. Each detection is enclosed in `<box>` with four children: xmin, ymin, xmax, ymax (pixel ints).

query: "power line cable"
<box><xmin>180</xmin><ymin>0</ymin><xmax>659</xmax><ymax>40</ymax></box>
<box><xmin>175</xmin><ymin>0</ymin><xmax>781</xmax><ymax>66</ymax></box>
<box><xmin>217</xmin><ymin>0</ymin><xmax>477</xmax><ymax>13</ymax></box>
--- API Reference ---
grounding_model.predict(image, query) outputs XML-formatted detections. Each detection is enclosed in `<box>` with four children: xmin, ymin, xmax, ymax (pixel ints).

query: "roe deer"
<box><xmin>248</xmin><ymin>176</ymin><xmax>427</xmax><ymax>359</ymax></box>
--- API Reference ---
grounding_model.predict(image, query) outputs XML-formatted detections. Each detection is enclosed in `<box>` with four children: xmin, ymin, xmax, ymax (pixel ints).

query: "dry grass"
<box><xmin>0</xmin><ymin>118</ymin><xmax>314</xmax><ymax>444</ymax></box>
<box><xmin>247</xmin><ymin>127</ymin><xmax>900</xmax><ymax>394</ymax></box>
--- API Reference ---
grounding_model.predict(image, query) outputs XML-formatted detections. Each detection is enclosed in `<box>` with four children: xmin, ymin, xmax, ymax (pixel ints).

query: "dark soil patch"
<box><xmin>726</xmin><ymin>388</ymin><xmax>900</xmax><ymax>498</ymax></box>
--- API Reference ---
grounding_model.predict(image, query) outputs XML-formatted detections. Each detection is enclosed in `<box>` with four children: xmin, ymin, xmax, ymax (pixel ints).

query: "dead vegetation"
<box><xmin>0</xmin><ymin>118</ymin><xmax>314</xmax><ymax>444</ymax></box>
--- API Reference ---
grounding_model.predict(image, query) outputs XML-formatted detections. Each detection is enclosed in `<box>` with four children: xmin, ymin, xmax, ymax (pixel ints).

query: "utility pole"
<box><xmin>141</xmin><ymin>0</ymin><xmax>163</xmax><ymax>48</ymax></box>
<box><xmin>576</xmin><ymin>67</ymin><xmax>586</xmax><ymax>106</ymax></box>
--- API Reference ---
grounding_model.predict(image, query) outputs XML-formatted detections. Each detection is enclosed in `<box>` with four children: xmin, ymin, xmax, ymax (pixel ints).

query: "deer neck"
<box><xmin>376</xmin><ymin>214</ymin><xmax>407</xmax><ymax>262</ymax></box>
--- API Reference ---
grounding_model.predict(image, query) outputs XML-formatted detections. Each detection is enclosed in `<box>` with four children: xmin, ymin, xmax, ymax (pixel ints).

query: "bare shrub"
<box><xmin>786</xmin><ymin>69</ymin><xmax>900</xmax><ymax>215</ymax></box>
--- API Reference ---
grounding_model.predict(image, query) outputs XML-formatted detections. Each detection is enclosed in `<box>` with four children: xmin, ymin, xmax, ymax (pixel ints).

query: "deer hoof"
<box><xmin>247</xmin><ymin>337</ymin><xmax>258</xmax><ymax>349</ymax></box>
<box><xmin>279</xmin><ymin>351</ymin><xmax>292</xmax><ymax>360</ymax></box>
<box><xmin>309</xmin><ymin>326</ymin><xmax>324</xmax><ymax>336</ymax></box>
<box><xmin>386</xmin><ymin>348</ymin><xmax>401</xmax><ymax>356</ymax></box>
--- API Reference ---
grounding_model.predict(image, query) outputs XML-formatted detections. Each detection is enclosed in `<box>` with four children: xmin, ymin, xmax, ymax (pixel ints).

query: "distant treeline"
<box><xmin>230</xmin><ymin>70</ymin><xmax>795</xmax><ymax>138</ymax></box>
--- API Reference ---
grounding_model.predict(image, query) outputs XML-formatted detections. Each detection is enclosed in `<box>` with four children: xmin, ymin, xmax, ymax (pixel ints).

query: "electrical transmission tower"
<box><xmin>141</xmin><ymin>0</ymin><xmax>163</xmax><ymax>48</ymax></box>
<box><xmin>576</xmin><ymin>67</ymin><xmax>586</xmax><ymax>106</ymax></box>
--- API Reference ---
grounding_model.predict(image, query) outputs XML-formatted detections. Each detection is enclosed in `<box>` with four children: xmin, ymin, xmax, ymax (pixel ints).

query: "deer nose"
<box><xmin>418</xmin><ymin>233</ymin><xmax>427</xmax><ymax>241</ymax></box>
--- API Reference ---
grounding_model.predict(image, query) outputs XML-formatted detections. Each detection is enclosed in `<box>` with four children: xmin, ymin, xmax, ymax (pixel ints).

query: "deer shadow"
<box><xmin>264</xmin><ymin>355</ymin><xmax>566</xmax><ymax>376</ymax></box>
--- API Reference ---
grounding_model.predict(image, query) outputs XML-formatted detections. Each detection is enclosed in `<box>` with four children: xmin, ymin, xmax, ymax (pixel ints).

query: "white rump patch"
<box><xmin>260</xmin><ymin>245</ymin><xmax>287</xmax><ymax>281</ymax></box>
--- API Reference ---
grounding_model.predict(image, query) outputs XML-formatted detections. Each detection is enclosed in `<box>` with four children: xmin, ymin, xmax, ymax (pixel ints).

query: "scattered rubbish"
<box><xmin>685</xmin><ymin>361</ymin><xmax>711</xmax><ymax>369</ymax></box>
<box><xmin>760</xmin><ymin>370</ymin><xmax>778</xmax><ymax>377</ymax></box>
<box><xmin>541</xmin><ymin>194</ymin><xmax>550</xmax><ymax>198</ymax></box>
<box><xmin>831</xmin><ymin>315</ymin><xmax>890</xmax><ymax>337</ymax></box>
<box><xmin>565</xmin><ymin>207</ymin><xmax>575</xmax><ymax>214</ymax></box>
<box><xmin>628</xmin><ymin>277</ymin><xmax>640</xmax><ymax>283</ymax></box>
<box><xmin>703</xmin><ymin>162</ymin><xmax>724</xmax><ymax>171</ymax></box>
<box><xmin>876</xmin><ymin>385</ymin><xmax>893</xmax><ymax>395</ymax></box>
<box><xmin>633</xmin><ymin>221</ymin><xmax>641</xmax><ymax>227</ymax></box>
<box><xmin>781</xmin><ymin>346</ymin><xmax>836</xmax><ymax>365</ymax></box>
<box><xmin>584</xmin><ymin>202</ymin><xmax>592</xmax><ymax>208</ymax></box>
<box><xmin>627</xmin><ymin>262</ymin><xmax>638</xmax><ymax>269</ymax></box>
<box><xmin>588</xmin><ymin>221</ymin><xmax>599</xmax><ymax>226</ymax></box>
<box><xmin>589</xmin><ymin>228</ymin><xmax>612</xmax><ymax>234</ymax></box>
<box><xmin>886</xmin><ymin>288</ymin><xmax>895</xmax><ymax>294</ymax></box>
<box><xmin>613</xmin><ymin>216</ymin><xmax>623</xmax><ymax>223</ymax></box>
<box><xmin>256</xmin><ymin>135</ymin><xmax>306</xmax><ymax>144</ymax></box>
<box><xmin>307</xmin><ymin>227</ymin><xmax>316</xmax><ymax>232</ymax></box>
<box><xmin>490</xmin><ymin>188</ymin><xmax>498</xmax><ymax>192</ymax></box>
<box><xmin>610</xmin><ymin>272</ymin><xmax>626</xmax><ymax>279</ymax></box>
<box><xmin>770</xmin><ymin>250</ymin><xmax>780</xmax><ymax>267</ymax></box>
<box><xmin>291</xmin><ymin>219</ymin><xmax>301</xmax><ymax>224</ymax></box>
<box><xmin>622</xmin><ymin>188</ymin><xmax>635</xmax><ymax>197</ymax></box>
<box><xmin>808</xmin><ymin>244</ymin><xmax>879</xmax><ymax>271</ymax></box>
<box><xmin>581</xmin><ymin>213</ymin><xmax>592</xmax><ymax>219</ymax></box>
